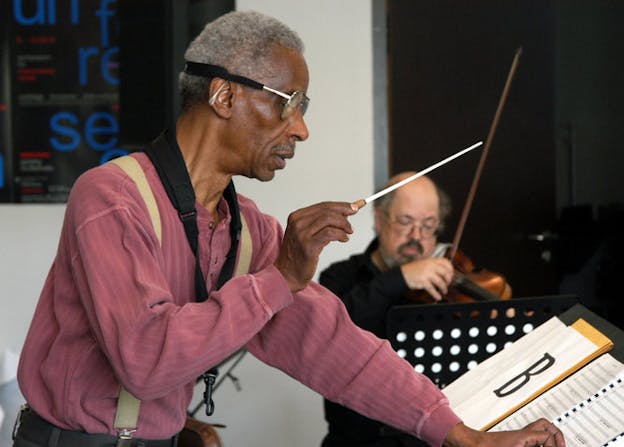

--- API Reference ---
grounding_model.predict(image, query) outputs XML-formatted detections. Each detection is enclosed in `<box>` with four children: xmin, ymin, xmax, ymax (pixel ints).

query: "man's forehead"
<box><xmin>391</xmin><ymin>189</ymin><xmax>439</xmax><ymax>216</ymax></box>
<box><xmin>266</xmin><ymin>45</ymin><xmax>309</xmax><ymax>89</ymax></box>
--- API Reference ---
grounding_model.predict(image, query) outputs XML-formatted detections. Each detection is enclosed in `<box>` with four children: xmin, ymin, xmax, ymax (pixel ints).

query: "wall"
<box><xmin>554</xmin><ymin>1</ymin><xmax>624</xmax><ymax>210</ymax></box>
<box><xmin>204</xmin><ymin>1</ymin><xmax>376</xmax><ymax>445</ymax></box>
<box><xmin>0</xmin><ymin>205</ymin><xmax>65</xmax><ymax>353</ymax></box>
<box><xmin>0</xmin><ymin>1</ymin><xmax>375</xmax><ymax>446</ymax></box>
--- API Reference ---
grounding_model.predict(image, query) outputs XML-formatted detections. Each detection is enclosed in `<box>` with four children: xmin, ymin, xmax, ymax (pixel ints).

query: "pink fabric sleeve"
<box><xmin>246</xmin><ymin>281</ymin><xmax>460</xmax><ymax>446</ymax></box>
<box><xmin>66</xmin><ymin>175</ymin><xmax>294</xmax><ymax>399</ymax></box>
<box><xmin>241</xmin><ymin>208</ymin><xmax>461</xmax><ymax>446</ymax></box>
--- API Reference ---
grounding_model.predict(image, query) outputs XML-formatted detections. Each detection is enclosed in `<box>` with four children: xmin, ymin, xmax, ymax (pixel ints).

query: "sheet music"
<box><xmin>491</xmin><ymin>354</ymin><xmax>623</xmax><ymax>430</ymax></box>
<box><xmin>556</xmin><ymin>374</ymin><xmax>624</xmax><ymax>447</ymax></box>
<box><xmin>490</xmin><ymin>354</ymin><xmax>624</xmax><ymax>447</ymax></box>
<box><xmin>604</xmin><ymin>433</ymin><xmax>624</xmax><ymax>446</ymax></box>
<box><xmin>443</xmin><ymin>317</ymin><xmax>612</xmax><ymax>430</ymax></box>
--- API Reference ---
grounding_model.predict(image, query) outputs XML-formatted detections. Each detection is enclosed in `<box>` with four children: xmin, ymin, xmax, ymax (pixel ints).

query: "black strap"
<box><xmin>219</xmin><ymin>182</ymin><xmax>242</xmax><ymax>290</ymax></box>
<box><xmin>184</xmin><ymin>61</ymin><xmax>265</xmax><ymax>91</ymax></box>
<box><xmin>143</xmin><ymin>130</ymin><xmax>242</xmax><ymax>300</ymax></box>
<box><xmin>143</xmin><ymin>130</ymin><xmax>243</xmax><ymax>416</ymax></box>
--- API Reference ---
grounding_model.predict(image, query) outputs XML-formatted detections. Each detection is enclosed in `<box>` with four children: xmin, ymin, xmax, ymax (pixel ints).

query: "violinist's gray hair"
<box><xmin>374</xmin><ymin>175</ymin><xmax>452</xmax><ymax>235</ymax></box>
<box><xmin>179</xmin><ymin>10</ymin><xmax>304</xmax><ymax>111</ymax></box>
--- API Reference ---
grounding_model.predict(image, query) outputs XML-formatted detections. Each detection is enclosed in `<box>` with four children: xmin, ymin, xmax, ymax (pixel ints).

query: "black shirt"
<box><xmin>319</xmin><ymin>239</ymin><xmax>427</xmax><ymax>447</ymax></box>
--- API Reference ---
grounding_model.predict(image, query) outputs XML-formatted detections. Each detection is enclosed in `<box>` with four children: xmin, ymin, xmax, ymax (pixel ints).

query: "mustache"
<box><xmin>275</xmin><ymin>143</ymin><xmax>296</xmax><ymax>153</ymax></box>
<box><xmin>398</xmin><ymin>239</ymin><xmax>424</xmax><ymax>255</ymax></box>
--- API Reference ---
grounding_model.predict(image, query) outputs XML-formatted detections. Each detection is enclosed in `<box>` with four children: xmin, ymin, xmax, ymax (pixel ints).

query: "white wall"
<box><xmin>234</xmin><ymin>0</ymin><xmax>375</xmax><ymax>277</ymax></box>
<box><xmin>214</xmin><ymin>2</ymin><xmax>375</xmax><ymax>445</ymax></box>
<box><xmin>0</xmin><ymin>205</ymin><xmax>66</xmax><ymax>353</ymax></box>
<box><xmin>0</xmin><ymin>1</ymin><xmax>375</xmax><ymax>446</ymax></box>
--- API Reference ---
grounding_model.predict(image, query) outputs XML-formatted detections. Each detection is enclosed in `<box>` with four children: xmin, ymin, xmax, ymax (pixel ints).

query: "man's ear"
<box><xmin>373</xmin><ymin>208</ymin><xmax>383</xmax><ymax>234</ymax></box>
<box><xmin>208</xmin><ymin>78</ymin><xmax>233</xmax><ymax>118</ymax></box>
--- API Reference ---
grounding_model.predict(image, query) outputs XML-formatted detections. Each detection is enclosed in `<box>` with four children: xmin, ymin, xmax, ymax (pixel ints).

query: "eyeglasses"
<box><xmin>384</xmin><ymin>213</ymin><xmax>439</xmax><ymax>239</ymax></box>
<box><xmin>184</xmin><ymin>61</ymin><xmax>309</xmax><ymax>120</ymax></box>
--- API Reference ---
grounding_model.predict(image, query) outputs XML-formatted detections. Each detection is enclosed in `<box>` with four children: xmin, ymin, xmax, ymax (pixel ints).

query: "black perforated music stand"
<box><xmin>386</xmin><ymin>295</ymin><xmax>579</xmax><ymax>389</ymax></box>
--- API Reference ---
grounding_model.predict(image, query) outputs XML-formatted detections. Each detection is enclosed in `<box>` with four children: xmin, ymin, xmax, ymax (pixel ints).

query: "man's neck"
<box><xmin>371</xmin><ymin>248</ymin><xmax>390</xmax><ymax>272</ymax></box>
<box><xmin>175</xmin><ymin>113</ymin><xmax>232</xmax><ymax>215</ymax></box>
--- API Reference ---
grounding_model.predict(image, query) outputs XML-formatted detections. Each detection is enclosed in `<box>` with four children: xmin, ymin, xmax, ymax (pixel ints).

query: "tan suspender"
<box><xmin>109</xmin><ymin>156</ymin><xmax>253</xmax><ymax>437</ymax></box>
<box><xmin>111</xmin><ymin>157</ymin><xmax>162</xmax><ymax>245</ymax></box>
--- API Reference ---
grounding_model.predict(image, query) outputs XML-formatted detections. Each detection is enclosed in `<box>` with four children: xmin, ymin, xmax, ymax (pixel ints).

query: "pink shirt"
<box><xmin>18</xmin><ymin>153</ymin><xmax>460</xmax><ymax>446</ymax></box>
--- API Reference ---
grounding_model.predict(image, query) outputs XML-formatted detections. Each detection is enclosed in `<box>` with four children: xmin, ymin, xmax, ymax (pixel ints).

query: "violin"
<box><xmin>406</xmin><ymin>248</ymin><xmax>512</xmax><ymax>304</ymax></box>
<box><xmin>179</xmin><ymin>417</ymin><xmax>223</xmax><ymax>447</ymax></box>
<box><xmin>451</xmin><ymin>250</ymin><xmax>512</xmax><ymax>302</ymax></box>
<box><xmin>408</xmin><ymin>49</ymin><xmax>522</xmax><ymax>305</ymax></box>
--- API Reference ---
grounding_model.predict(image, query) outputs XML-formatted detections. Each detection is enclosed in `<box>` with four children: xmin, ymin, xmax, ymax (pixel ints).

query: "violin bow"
<box><xmin>448</xmin><ymin>47</ymin><xmax>523</xmax><ymax>261</ymax></box>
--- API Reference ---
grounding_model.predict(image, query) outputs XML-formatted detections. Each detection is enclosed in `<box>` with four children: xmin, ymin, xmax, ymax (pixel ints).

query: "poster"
<box><xmin>0</xmin><ymin>62</ymin><xmax>9</xmax><ymax>203</ymax></box>
<box><xmin>4</xmin><ymin>0</ymin><xmax>123</xmax><ymax>203</ymax></box>
<box><xmin>0</xmin><ymin>3</ymin><xmax>10</xmax><ymax>202</ymax></box>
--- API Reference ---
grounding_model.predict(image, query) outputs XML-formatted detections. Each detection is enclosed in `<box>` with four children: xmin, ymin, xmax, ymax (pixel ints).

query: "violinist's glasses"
<box><xmin>384</xmin><ymin>213</ymin><xmax>439</xmax><ymax>239</ymax></box>
<box><xmin>184</xmin><ymin>61</ymin><xmax>309</xmax><ymax>120</ymax></box>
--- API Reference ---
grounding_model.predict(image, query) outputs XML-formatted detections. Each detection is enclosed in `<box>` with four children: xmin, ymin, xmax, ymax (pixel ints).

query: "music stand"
<box><xmin>386</xmin><ymin>295</ymin><xmax>579</xmax><ymax>389</ymax></box>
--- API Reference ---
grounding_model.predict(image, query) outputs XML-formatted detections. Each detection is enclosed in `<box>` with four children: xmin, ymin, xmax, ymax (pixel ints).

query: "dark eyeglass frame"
<box><xmin>383</xmin><ymin>212</ymin><xmax>440</xmax><ymax>239</ymax></box>
<box><xmin>184</xmin><ymin>61</ymin><xmax>309</xmax><ymax>120</ymax></box>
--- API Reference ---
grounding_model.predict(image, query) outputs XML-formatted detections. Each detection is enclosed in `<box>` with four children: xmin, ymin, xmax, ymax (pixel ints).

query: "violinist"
<box><xmin>319</xmin><ymin>172</ymin><xmax>456</xmax><ymax>447</ymax></box>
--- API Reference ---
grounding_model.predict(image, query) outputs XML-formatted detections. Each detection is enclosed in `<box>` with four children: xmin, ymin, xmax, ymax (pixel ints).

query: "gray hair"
<box><xmin>179</xmin><ymin>10</ymin><xmax>304</xmax><ymax>110</ymax></box>
<box><xmin>373</xmin><ymin>178</ymin><xmax>452</xmax><ymax>235</ymax></box>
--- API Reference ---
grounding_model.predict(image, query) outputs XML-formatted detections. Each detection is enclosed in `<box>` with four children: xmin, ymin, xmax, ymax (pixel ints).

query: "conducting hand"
<box><xmin>443</xmin><ymin>420</ymin><xmax>565</xmax><ymax>447</ymax></box>
<box><xmin>275</xmin><ymin>201</ymin><xmax>358</xmax><ymax>292</ymax></box>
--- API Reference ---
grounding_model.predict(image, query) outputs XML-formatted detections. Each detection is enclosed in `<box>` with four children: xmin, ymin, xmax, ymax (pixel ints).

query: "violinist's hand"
<box><xmin>400</xmin><ymin>257</ymin><xmax>454</xmax><ymax>300</ymax></box>
<box><xmin>275</xmin><ymin>201</ymin><xmax>358</xmax><ymax>292</ymax></box>
<box><xmin>443</xmin><ymin>420</ymin><xmax>565</xmax><ymax>447</ymax></box>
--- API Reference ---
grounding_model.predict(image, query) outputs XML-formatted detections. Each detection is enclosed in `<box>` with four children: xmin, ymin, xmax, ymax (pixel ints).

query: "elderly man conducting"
<box><xmin>15</xmin><ymin>11</ymin><xmax>562</xmax><ymax>447</ymax></box>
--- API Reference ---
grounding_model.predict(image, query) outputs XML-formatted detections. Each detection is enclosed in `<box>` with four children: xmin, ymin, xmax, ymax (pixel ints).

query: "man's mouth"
<box><xmin>276</xmin><ymin>153</ymin><xmax>293</xmax><ymax>161</ymax></box>
<box><xmin>273</xmin><ymin>149</ymin><xmax>294</xmax><ymax>169</ymax></box>
<box><xmin>399</xmin><ymin>240</ymin><xmax>424</xmax><ymax>257</ymax></box>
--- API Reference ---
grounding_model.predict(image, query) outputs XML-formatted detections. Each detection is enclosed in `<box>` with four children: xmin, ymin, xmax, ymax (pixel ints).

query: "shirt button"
<box><xmin>209</xmin><ymin>221</ymin><xmax>215</xmax><ymax>229</ymax></box>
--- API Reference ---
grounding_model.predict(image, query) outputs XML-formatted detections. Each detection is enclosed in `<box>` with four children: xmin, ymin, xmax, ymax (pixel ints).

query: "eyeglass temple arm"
<box><xmin>184</xmin><ymin>61</ymin><xmax>265</xmax><ymax>91</ymax></box>
<box><xmin>262</xmin><ymin>85</ymin><xmax>291</xmax><ymax>100</ymax></box>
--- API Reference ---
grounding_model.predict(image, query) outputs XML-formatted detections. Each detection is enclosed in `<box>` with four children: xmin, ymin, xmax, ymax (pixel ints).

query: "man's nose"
<box><xmin>407</xmin><ymin>223</ymin><xmax>423</xmax><ymax>239</ymax></box>
<box><xmin>289</xmin><ymin>109</ymin><xmax>309</xmax><ymax>142</ymax></box>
